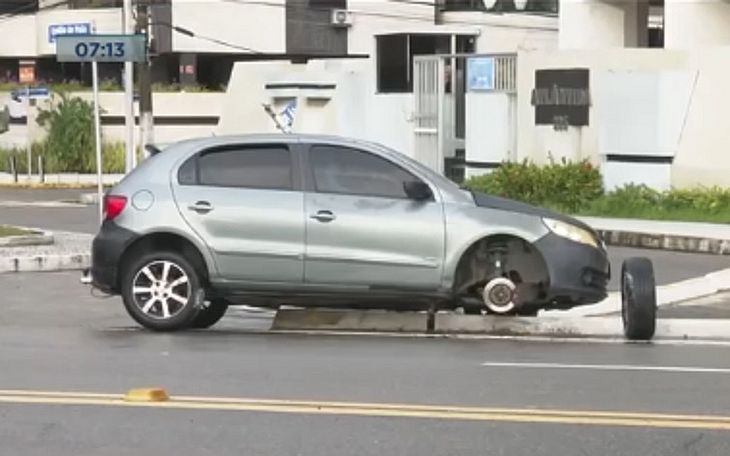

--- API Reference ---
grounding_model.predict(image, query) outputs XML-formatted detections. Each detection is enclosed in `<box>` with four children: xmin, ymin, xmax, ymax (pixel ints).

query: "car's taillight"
<box><xmin>104</xmin><ymin>195</ymin><xmax>128</xmax><ymax>221</ymax></box>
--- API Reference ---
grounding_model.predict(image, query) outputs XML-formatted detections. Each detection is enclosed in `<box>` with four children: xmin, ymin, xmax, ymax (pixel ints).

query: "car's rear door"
<box><xmin>172</xmin><ymin>142</ymin><xmax>305</xmax><ymax>283</ymax></box>
<box><xmin>303</xmin><ymin>143</ymin><xmax>445</xmax><ymax>289</ymax></box>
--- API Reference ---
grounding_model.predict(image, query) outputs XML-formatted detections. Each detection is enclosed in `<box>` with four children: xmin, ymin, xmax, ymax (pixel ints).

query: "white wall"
<box><xmin>670</xmin><ymin>47</ymin><xmax>730</xmax><ymax>187</ymax></box>
<box><xmin>465</xmin><ymin>92</ymin><xmax>514</xmax><ymax>164</ymax></box>
<box><xmin>0</xmin><ymin>92</ymin><xmax>223</xmax><ymax>148</ymax></box>
<box><xmin>559</xmin><ymin>0</ymin><xmax>626</xmax><ymax>49</ymax></box>
<box><xmin>515</xmin><ymin>47</ymin><xmax>730</xmax><ymax>188</ymax></box>
<box><xmin>171</xmin><ymin>0</ymin><xmax>286</xmax><ymax>54</ymax></box>
<box><xmin>559</xmin><ymin>0</ymin><xmax>648</xmax><ymax>49</ymax></box>
<box><xmin>217</xmin><ymin>60</ymin><xmax>417</xmax><ymax>156</ymax></box>
<box><xmin>35</xmin><ymin>8</ymin><xmax>123</xmax><ymax>56</ymax></box>
<box><xmin>516</xmin><ymin>49</ymin><xmax>688</xmax><ymax>166</ymax></box>
<box><xmin>0</xmin><ymin>8</ymin><xmax>124</xmax><ymax>57</ymax></box>
<box><xmin>664</xmin><ymin>0</ymin><xmax>730</xmax><ymax>49</ymax></box>
<box><xmin>443</xmin><ymin>11</ymin><xmax>557</xmax><ymax>52</ymax></box>
<box><xmin>0</xmin><ymin>15</ymin><xmax>36</xmax><ymax>57</ymax></box>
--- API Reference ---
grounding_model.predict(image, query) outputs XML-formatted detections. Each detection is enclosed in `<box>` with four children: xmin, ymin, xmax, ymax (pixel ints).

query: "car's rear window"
<box><xmin>183</xmin><ymin>145</ymin><xmax>293</xmax><ymax>190</ymax></box>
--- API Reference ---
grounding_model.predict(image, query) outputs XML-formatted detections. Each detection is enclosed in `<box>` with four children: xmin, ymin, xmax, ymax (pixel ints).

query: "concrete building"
<box><xmin>0</xmin><ymin>0</ymin><xmax>560</xmax><ymax>175</ymax></box>
<box><xmin>503</xmin><ymin>0</ymin><xmax>730</xmax><ymax>190</ymax></box>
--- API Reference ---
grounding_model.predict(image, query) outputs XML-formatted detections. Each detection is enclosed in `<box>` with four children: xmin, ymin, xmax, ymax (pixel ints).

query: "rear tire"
<box><xmin>621</xmin><ymin>257</ymin><xmax>656</xmax><ymax>341</ymax></box>
<box><xmin>121</xmin><ymin>250</ymin><xmax>203</xmax><ymax>331</ymax></box>
<box><xmin>191</xmin><ymin>299</ymin><xmax>229</xmax><ymax>329</ymax></box>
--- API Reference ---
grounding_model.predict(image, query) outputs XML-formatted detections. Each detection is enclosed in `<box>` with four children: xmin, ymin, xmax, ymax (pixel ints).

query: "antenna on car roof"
<box><xmin>145</xmin><ymin>144</ymin><xmax>162</xmax><ymax>156</ymax></box>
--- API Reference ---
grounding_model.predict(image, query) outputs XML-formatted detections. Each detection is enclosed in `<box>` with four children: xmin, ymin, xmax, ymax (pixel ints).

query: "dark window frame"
<box><xmin>304</xmin><ymin>144</ymin><xmax>433</xmax><ymax>201</ymax></box>
<box><xmin>177</xmin><ymin>143</ymin><xmax>299</xmax><ymax>191</ymax></box>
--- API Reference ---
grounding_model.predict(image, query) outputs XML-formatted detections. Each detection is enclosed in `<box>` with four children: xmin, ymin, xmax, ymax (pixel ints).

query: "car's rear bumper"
<box><xmin>88</xmin><ymin>221</ymin><xmax>138</xmax><ymax>294</ymax></box>
<box><xmin>534</xmin><ymin>233</ymin><xmax>610</xmax><ymax>308</ymax></box>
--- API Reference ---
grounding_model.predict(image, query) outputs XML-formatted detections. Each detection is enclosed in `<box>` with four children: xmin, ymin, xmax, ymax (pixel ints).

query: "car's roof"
<box><xmin>172</xmin><ymin>133</ymin><xmax>377</xmax><ymax>148</ymax></box>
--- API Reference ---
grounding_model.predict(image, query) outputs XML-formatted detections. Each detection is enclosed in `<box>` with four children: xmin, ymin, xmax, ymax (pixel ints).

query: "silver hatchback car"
<box><xmin>88</xmin><ymin>134</ymin><xmax>614</xmax><ymax>332</ymax></box>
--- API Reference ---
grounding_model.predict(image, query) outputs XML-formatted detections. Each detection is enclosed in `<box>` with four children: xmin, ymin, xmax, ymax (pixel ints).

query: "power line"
<box><xmin>153</xmin><ymin>22</ymin><xmax>263</xmax><ymax>54</ymax></box>
<box><xmin>220</xmin><ymin>0</ymin><xmax>557</xmax><ymax>31</ymax></box>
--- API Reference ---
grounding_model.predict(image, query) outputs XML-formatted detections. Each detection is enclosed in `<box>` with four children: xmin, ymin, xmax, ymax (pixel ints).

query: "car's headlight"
<box><xmin>542</xmin><ymin>218</ymin><xmax>598</xmax><ymax>248</ymax></box>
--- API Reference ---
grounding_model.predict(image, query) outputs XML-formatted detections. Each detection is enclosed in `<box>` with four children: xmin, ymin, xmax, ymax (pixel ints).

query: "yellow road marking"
<box><xmin>1</xmin><ymin>389</ymin><xmax>729</xmax><ymax>431</ymax></box>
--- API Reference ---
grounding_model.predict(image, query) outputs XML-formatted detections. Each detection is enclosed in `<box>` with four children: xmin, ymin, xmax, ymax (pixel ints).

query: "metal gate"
<box><xmin>413</xmin><ymin>56</ymin><xmax>444</xmax><ymax>174</ymax></box>
<box><xmin>414</xmin><ymin>53</ymin><xmax>518</xmax><ymax>178</ymax></box>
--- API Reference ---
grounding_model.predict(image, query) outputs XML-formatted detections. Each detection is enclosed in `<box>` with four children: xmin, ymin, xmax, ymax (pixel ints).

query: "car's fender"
<box><xmin>441</xmin><ymin>204</ymin><xmax>550</xmax><ymax>289</ymax></box>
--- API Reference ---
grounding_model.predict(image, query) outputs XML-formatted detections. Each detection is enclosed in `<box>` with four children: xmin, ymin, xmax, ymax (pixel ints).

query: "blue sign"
<box><xmin>467</xmin><ymin>57</ymin><xmax>496</xmax><ymax>91</ymax></box>
<box><xmin>48</xmin><ymin>23</ymin><xmax>92</xmax><ymax>43</ymax></box>
<box><xmin>56</xmin><ymin>34</ymin><xmax>147</xmax><ymax>63</ymax></box>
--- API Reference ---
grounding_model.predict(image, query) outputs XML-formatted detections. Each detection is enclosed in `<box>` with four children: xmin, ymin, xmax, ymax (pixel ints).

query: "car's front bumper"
<box><xmin>534</xmin><ymin>233</ymin><xmax>610</xmax><ymax>308</ymax></box>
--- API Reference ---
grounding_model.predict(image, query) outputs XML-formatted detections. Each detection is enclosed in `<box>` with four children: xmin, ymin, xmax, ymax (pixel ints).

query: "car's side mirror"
<box><xmin>403</xmin><ymin>180</ymin><xmax>433</xmax><ymax>201</ymax></box>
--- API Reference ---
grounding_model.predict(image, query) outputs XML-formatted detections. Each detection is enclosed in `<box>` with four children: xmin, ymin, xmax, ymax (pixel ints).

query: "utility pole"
<box><xmin>123</xmin><ymin>0</ymin><xmax>135</xmax><ymax>172</ymax></box>
<box><xmin>136</xmin><ymin>1</ymin><xmax>154</xmax><ymax>156</ymax></box>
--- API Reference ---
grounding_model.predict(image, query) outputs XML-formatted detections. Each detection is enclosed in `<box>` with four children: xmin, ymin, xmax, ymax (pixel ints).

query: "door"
<box><xmin>304</xmin><ymin>144</ymin><xmax>445</xmax><ymax>289</ymax></box>
<box><xmin>173</xmin><ymin>143</ymin><xmax>304</xmax><ymax>283</ymax></box>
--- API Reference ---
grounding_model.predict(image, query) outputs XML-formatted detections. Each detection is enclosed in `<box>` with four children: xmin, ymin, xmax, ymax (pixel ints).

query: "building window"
<box><xmin>69</xmin><ymin>0</ymin><xmax>123</xmax><ymax>8</ymax></box>
<box><xmin>377</xmin><ymin>34</ymin><xmax>453</xmax><ymax>93</ymax></box>
<box><xmin>443</xmin><ymin>0</ymin><xmax>558</xmax><ymax>14</ymax></box>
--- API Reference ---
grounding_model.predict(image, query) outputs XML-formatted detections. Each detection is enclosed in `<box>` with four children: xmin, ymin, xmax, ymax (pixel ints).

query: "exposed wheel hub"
<box><xmin>482</xmin><ymin>277</ymin><xmax>517</xmax><ymax>314</ymax></box>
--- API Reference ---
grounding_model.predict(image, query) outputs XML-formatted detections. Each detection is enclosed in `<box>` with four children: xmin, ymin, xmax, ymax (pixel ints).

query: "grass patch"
<box><xmin>0</xmin><ymin>225</ymin><xmax>32</xmax><ymax>237</ymax></box>
<box><xmin>464</xmin><ymin>163</ymin><xmax>730</xmax><ymax>224</ymax></box>
<box><xmin>577</xmin><ymin>206</ymin><xmax>730</xmax><ymax>224</ymax></box>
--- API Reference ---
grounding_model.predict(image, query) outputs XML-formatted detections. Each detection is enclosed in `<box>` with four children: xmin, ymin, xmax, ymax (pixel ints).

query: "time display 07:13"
<box><xmin>74</xmin><ymin>41</ymin><xmax>125</xmax><ymax>59</ymax></box>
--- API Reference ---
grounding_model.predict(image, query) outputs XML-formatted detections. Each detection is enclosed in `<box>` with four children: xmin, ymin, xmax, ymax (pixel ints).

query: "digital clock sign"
<box><xmin>56</xmin><ymin>34</ymin><xmax>147</xmax><ymax>63</ymax></box>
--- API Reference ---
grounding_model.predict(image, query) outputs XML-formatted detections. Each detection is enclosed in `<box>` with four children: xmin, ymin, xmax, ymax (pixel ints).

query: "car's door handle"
<box><xmin>310</xmin><ymin>210</ymin><xmax>336</xmax><ymax>223</ymax></box>
<box><xmin>188</xmin><ymin>201</ymin><xmax>213</xmax><ymax>214</ymax></box>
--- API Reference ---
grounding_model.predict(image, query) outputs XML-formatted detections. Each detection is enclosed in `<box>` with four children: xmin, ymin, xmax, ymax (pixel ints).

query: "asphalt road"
<box><xmin>2</xmin><ymin>271</ymin><xmax>730</xmax><ymax>455</ymax></box>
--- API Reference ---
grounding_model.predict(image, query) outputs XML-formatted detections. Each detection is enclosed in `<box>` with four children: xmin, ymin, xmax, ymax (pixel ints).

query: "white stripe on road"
<box><xmin>481</xmin><ymin>362</ymin><xmax>730</xmax><ymax>374</ymax></box>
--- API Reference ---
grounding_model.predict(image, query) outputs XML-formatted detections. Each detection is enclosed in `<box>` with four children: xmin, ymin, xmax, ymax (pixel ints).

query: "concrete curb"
<box><xmin>546</xmin><ymin>267</ymin><xmax>730</xmax><ymax>317</ymax></box>
<box><xmin>272</xmin><ymin>309</ymin><xmax>730</xmax><ymax>341</ymax></box>
<box><xmin>273</xmin><ymin>309</ymin><xmax>427</xmax><ymax>332</ymax></box>
<box><xmin>0</xmin><ymin>253</ymin><xmax>90</xmax><ymax>273</ymax></box>
<box><xmin>598</xmin><ymin>229</ymin><xmax>730</xmax><ymax>256</ymax></box>
<box><xmin>0</xmin><ymin>230</ymin><xmax>54</xmax><ymax>247</ymax></box>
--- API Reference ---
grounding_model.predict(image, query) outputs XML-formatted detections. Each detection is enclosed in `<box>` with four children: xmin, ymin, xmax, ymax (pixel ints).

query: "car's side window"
<box><xmin>194</xmin><ymin>145</ymin><xmax>293</xmax><ymax>190</ymax></box>
<box><xmin>309</xmin><ymin>145</ymin><xmax>421</xmax><ymax>199</ymax></box>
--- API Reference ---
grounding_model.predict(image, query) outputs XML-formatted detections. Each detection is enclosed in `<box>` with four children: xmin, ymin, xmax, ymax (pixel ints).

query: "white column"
<box><xmin>665</xmin><ymin>0</ymin><xmax>730</xmax><ymax>49</ymax></box>
<box><xmin>623</xmin><ymin>1</ymin><xmax>650</xmax><ymax>48</ymax></box>
<box><xmin>559</xmin><ymin>0</ymin><xmax>627</xmax><ymax>49</ymax></box>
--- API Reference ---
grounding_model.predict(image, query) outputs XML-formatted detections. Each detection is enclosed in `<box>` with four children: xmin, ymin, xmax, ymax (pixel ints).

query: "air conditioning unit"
<box><xmin>331</xmin><ymin>9</ymin><xmax>353</xmax><ymax>27</ymax></box>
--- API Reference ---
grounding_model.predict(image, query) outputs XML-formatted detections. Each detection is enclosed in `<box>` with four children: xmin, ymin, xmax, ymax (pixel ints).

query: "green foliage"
<box><xmin>36</xmin><ymin>93</ymin><xmax>96</xmax><ymax>173</ymax></box>
<box><xmin>583</xmin><ymin>185</ymin><xmax>730</xmax><ymax>223</ymax></box>
<box><xmin>1</xmin><ymin>93</ymin><xmax>126</xmax><ymax>175</ymax></box>
<box><xmin>0</xmin><ymin>142</ymin><xmax>126</xmax><ymax>175</ymax></box>
<box><xmin>463</xmin><ymin>161</ymin><xmax>730</xmax><ymax>223</ymax></box>
<box><xmin>464</xmin><ymin>158</ymin><xmax>603</xmax><ymax>213</ymax></box>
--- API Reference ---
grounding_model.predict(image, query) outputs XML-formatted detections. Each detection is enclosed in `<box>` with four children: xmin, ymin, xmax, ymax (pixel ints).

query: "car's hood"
<box><xmin>470</xmin><ymin>191</ymin><xmax>597</xmax><ymax>234</ymax></box>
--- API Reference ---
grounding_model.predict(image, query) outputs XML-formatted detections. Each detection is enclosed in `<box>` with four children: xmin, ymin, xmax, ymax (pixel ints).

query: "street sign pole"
<box><xmin>56</xmin><ymin>34</ymin><xmax>147</xmax><ymax>226</ymax></box>
<box><xmin>92</xmin><ymin>60</ymin><xmax>103</xmax><ymax>224</ymax></box>
<box><xmin>122</xmin><ymin>0</ymin><xmax>135</xmax><ymax>173</ymax></box>
<box><xmin>25</xmin><ymin>85</ymin><xmax>30</xmax><ymax>180</ymax></box>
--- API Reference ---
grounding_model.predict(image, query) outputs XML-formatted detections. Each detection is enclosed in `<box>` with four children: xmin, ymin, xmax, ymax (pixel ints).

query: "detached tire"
<box><xmin>621</xmin><ymin>257</ymin><xmax>657</xmax><ymax>341</ymax></box>
<box><xmin>191</xmin><ymin>299</ymin><xmax>229</xmax><ymax>329</ymax></box>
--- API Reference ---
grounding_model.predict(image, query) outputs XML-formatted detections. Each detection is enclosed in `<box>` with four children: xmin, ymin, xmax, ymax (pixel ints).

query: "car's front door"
<box><xmin>173</xmin><ymin>143</ymin><xmax>304</xmax><ymax>283</ymax></box>
<box><xmin>303</xmin><ymin>144</ymin><xmax>445</xmax><ymax>289</ymax></box>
